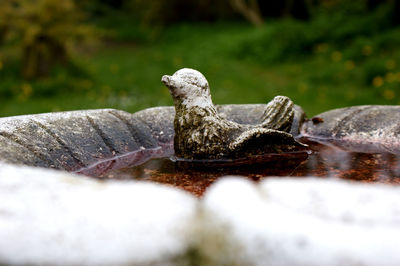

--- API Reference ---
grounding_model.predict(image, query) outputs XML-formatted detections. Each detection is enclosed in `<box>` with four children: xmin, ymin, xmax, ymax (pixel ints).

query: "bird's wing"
<box><xmin>229</xmin><ymin>128</ymin><xmax>307</xmax><ymax>156</ymax></box>
<box><xmin>261</xmin><ymin>96</ymin><xmax>294</xmax><ymax>132</ymax></box>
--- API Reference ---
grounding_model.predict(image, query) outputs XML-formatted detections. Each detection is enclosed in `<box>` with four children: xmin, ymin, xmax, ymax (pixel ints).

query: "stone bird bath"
<box><xmin>1</xmin><ymin>69</ymin><xmax>400</xmax><ymax>265</ymax></box>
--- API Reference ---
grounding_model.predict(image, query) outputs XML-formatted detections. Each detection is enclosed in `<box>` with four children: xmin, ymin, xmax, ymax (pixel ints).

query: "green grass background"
<box><xmin>1</xmin><ymin>15</ymin><xmax>400</xmax><ymax>118</ymax></box>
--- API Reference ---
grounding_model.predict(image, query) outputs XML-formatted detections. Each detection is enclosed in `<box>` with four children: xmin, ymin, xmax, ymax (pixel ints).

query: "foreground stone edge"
<box><xmin>1</xmin><ymin>163</ymin><xmax>400</xmax><ymax>266</ymax></box>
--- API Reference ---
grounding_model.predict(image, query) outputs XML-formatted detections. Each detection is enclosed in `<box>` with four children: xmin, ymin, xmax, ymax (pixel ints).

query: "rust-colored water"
<box><xmin>94</xmin><ymin>139</ymin><xmax>400</xmax><ymax>197</ymax></box>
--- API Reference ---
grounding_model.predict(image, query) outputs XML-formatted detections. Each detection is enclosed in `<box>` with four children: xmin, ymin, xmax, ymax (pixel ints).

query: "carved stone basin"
<box><xmin>1</xmin><ymin>104</ymin><xmax>400</xmax><ymax>265</ymax></box>
<box><xmin>0</xmin><ymin>104</ymin><xmax>305</xmax><ymax>175</ymax></box>
<box><xmin>302</xmin><ymin>105</ymin><xmax>400</xmax><ymax>154</ymax></box>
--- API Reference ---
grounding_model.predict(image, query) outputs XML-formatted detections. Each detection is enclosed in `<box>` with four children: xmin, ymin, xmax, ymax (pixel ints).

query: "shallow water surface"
<box><xmin>92</xmin><ymin>139</ymin><xmax>400</xmax><ymax>197</ymax></box>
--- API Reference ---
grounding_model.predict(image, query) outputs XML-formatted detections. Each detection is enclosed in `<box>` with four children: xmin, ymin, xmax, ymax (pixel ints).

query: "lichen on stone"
<box><xmin>162</xmin><ymin>68</ymin><xmax>306</xmax><ymax>160</ymax></box>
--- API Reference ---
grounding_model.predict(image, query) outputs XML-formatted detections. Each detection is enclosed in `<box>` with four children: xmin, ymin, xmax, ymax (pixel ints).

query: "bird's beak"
<box><xmin>161</xmin><ymin>75</ymin><xmax>172</xmax><ymax>87</ymax></box>
<box><xmin>162</xmin><ymin>74</ymin><xmax>181</xmax><ymax>99</ymax></box>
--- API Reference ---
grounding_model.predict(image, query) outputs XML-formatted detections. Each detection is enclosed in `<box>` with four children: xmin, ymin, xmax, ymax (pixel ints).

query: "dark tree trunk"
<box><xmin>291</xmin><ymin>0</ymin><xmax>310</xmax><ymax>20</ymax></box>
<box><xmin>367</xmin><ymin>0</ymin><xmax>383</xmax><ymax>10</ymax></box>
<box><xmin>258</xmin><ymin>0</ymin><xmax>309</xmax><ymax>20</ymax></box>
<box><xmin>393</xmin><ymin>0</ymin><xmax>400</xmax><ymax>25</ymax></box>
<box><xmin>22</xmin><ymin>35</ymin><xmax>67</xmax><ymax>79</ymax></box>
<box><xmin>229</xmin><ymin>0</ymin><xmax>264</xmax><ymax>26</ymax></box>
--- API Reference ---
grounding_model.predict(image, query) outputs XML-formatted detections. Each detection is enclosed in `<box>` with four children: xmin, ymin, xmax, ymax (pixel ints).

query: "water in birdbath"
<box><xmin>80</xmin><ymin>137</ymin><xmax>400</xmax><ymax>197</ymax></box>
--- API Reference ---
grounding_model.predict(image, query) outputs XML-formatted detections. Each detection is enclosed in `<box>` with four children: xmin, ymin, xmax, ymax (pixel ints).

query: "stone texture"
<box><xmin>0</xmin><ymin>109</ymin><xmax>167</xmax><ymax>173</ymax></box>
<box><xmin>133</xmin><ymin>106</ymin><xmax>175</xmax><ymax>147</ymax></box>
<box><xmin>301</xmin><ymin>105</ymin><xmax>400</xmax><ymax>153</ymax></box>
<box><xmin>0</xmin><ymin>105</ymin><xmax>305</xmax><ymax>172</ymax></box>
<box><xmin>0</xmin><ymin>162</ymin><xmax>197</xmax><ymax>266</ymax></box>
<box><xmin>216</xmin><ymin>104</ymin><xmax>305</xmax><ymax>136</ymax></box>
<box><xmin>201</xmin><ymin>177</ymin><xmax>400</xmax><ymax>266</ymax></box>
<box><xmin>2</xmin><ymin>163</ymin><xmax>400</xmax><ymax>265</ymax></box>
<box><xmin>162</xmin><ymin>68</ymin><xmax>306</xmax><ymax>159</ymax></box>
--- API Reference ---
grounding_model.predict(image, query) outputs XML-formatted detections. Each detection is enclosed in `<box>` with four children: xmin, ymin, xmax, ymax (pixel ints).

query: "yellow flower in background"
<box><xmin>331</xmin><ymin>51</ymin><xmax>342</xmax><ymax>62</ymax></box>
<box><xmin>344</xmin><ymin>60</ymin><xmax>355</xmax><ymax>70</ymax></box>
<box><xmin>315</xmin><ymin>43</ymin><xmax>329</xmax><ymax>53</ymax></box>
<box><xmin>383</xmin><ymin>89</ymin><xmax>395</xmax><ymax>100</ymax></box>
<box><xmin>372</xmin><ymin>76</ymin><xmax>384</xmax><ymax>87</ymax></box>
<box><xmin>345</xmin><ymin>90</ymin><xmax>355</xmax><ymax>100</ymax></box>
<box><xmin>385</xmin><ymin>72</ymin><xmax>396</xmax><ymax>83</ymax></box>
<box><xmin>362</xmin><ymin>45</ymin><xmax>372</xmax><ymax>56</ymax></box>
<box><xmin>82</xmin><ymin>79</ymin><xmax>93</xmax><ymax>89</ymax></box>
<box><xmin>385</xmin><ymin>60</ymin><xmax>396</xmax><ymax>70</ymax></box>
<box><xmin>0</xmin><ymin>61</ymin><xmax>3</xmax><ymax>70</ymax></box>
<box><xmin>173</xmin><ymin>56</ymin><xmax>183</xmax><ymax>66</ymax></box>
<box><xmin>102</xmin><ymin>85</ymin><xmax>112</xmax><ymax>93</ymax></box>
<box><xmin>109</xmin><ymin>64</ymin><xmax>120</xmax><ymax>73</ymax></box>
<box><xmin>297</xmin><ymin>83</ymin><xmax>308</xmax><ymax>93</ymax></box>
<box><xmin>18</xmin><ymin>83</ymin><xmax>33</xmax><ymax>102</ymax></box>
<box><xmin>21</xmin><ymin>83</ymin><xmax>32</xmax><ymax>96</ymax></box>
<box><xmin>74</xmin><ymin>79</ymin><xmax>93</xmax><ymax>90</ymax></box>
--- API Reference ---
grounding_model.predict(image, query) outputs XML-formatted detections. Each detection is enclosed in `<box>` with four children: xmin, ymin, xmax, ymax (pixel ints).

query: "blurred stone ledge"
<box><xmin>1</xmin><ymin>163</ymin><xmax>400</xmax><ymax>265</ymax></box>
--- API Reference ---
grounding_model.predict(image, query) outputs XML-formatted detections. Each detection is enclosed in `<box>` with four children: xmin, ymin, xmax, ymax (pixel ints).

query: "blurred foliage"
<box><xmin>1</xmin><ymin>0</ymin><xmax>400</xmax><ymax>117</ymax></box>
<box><xmin>231</xmin><ymin>0</ymin><xmax>400</xmax><ymax>95</ymax></box>
<box><xmin>0</xmin><ymin>0</ymin><xmax>96</xmax><ymax>79</ymax></box>
<box><xmin>234</xmin><ymin>2</ymin><xmax>398</xmax><ymax>63</ymax></box>
<box><xmin>76</xmin><ymin>0</ymin><xmax>313</xmax><ymax>28</ymax></box>
<box><xmin>126</xmin><ymin>0</ymin><xmax>236</xmax><ymax>25</ymax></box>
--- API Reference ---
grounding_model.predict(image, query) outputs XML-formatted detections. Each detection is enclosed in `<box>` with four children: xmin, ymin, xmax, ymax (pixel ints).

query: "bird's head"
<box><xmin>162</xmin><ymin>68</ymin><xmax>213</xmax><ymax>109</ymax></box>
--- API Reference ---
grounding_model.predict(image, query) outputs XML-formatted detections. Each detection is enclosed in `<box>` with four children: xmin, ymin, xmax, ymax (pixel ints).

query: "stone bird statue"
<box><xmin>162</xmin><ymin>68</ymin><xmax>307</xmax><ymax>160</ymax></box>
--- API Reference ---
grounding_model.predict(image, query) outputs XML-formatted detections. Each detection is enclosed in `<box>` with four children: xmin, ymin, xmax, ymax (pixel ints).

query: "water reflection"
<box><xmin>292</xmin><ymin>140</ymin><xmax>400</xmax><ymax>184</ymax></box>
<box><xmin>92</xmin><ymin>138</ymin><xmax>400</xmax><ymax>197</ymax></box>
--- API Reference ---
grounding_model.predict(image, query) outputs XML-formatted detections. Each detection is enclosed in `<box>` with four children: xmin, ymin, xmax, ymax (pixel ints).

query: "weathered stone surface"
<box><xmin>133</xmin><ymin>106</ymin><xmax>175</xmax><ymax>147</ymax></box>
<box><xmin>162</xmin><ymin>68</ymin><xmax>306</xmax><ymax>160</ymax></box>
<box><xmin>2</xmin><ymin>163</ymin><xmax>400</xmax><ymax>266</ymax></box>
<box><xmin>301</xmin><ymin>105</ymin><xmax>400</xmax><ymax>153</ymax></box>
<box><xmin>0</xmin><ymin>104</ymin><xmax>305</xmax><ymax>172</ymax></box>
<box><xmin>0</xmin><ymin>109</ymin><xmax>162</xmax><ymax>172</ymax></box>
<box><xmin>0</xmin><ymin>162</ymin><xmax>197</xmax><ymax>266</ymax></box>
<box><xmin>201</xmin><ymin>177</ymin><xmax>400</xmax><ymax>266</ymax></box>
<box><xmin>216</xmin><ymin>104</ymin><xmax>305</xmax><ymax>136</ymax></box>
